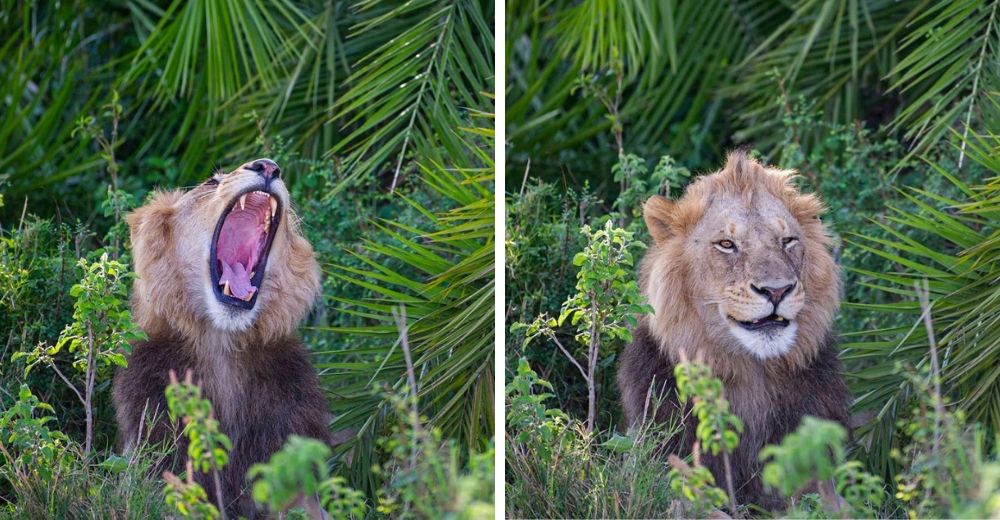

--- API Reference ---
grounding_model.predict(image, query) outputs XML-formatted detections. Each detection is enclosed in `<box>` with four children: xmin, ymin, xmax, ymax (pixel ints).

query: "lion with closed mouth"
<box><xmin>113</xmin><ymin>158</ymin><xmax>331</xmax><ymax>517</ymax></box>
<box><xmin>617</xmin><ymin>151</ymin><xmax>850</xmax><ymax>510</ymax></box>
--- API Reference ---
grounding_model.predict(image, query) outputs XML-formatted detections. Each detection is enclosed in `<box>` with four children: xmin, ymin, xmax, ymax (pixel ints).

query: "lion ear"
<box><xmin>127</xmin><ymin>191</ymin><xmax>179</xmax><ymax>264</ymax></box>
<box><xmin>643</xmin><ymin>195</ymin><xmax>676</xmax><ymax>244</ymax></box>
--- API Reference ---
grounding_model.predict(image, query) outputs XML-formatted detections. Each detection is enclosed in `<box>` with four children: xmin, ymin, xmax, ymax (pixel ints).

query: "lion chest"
<box><xmin>722</xmin><ymin>375</ymin><xmax>793</xmax><ymax>452</ymax></box>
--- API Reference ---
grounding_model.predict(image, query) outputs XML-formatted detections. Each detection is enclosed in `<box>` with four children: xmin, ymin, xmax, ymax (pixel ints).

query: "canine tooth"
<box><xmin>239</xmin><ymin>194</ymin><xmax>247</xmax><ymax>210</ymax></box>
<box><xmin>223</xmin><ymin>281</ymin><xmax>231</xmax><ymax>296</ymax></box>
<box><xmin>269</xmin><ymin>197</ymin><xmax>277</xmax><ymax>217</ymax></box>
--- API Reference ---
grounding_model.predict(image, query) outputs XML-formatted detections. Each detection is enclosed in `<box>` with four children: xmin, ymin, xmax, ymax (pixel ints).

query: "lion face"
<box><xmin>641</xmin><ymin>152</ymin><xmax>839</xmax><ymax>370</ymax></box>
<box><xmin>128</xmin><ymin>159</ymin><xmax>321</xmax><ymax>342</ymax></box>
<box><xmin>687</xmin><ymin>191</ymin><xmax>808</xmax><ymax>358</ymax></box>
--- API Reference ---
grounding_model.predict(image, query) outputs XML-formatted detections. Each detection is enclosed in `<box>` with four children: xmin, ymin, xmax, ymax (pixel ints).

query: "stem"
<box><xmin>50</xmin><ymin>362</ymin><xmax>85</xmax><ymax>407</ymax></box>
<box><xmin>389</xmin><ymin>5</ymin><xmax>453</xmax><ymax>193</ymax></box>
<box><xmin>549</xmin><ymin>333</ymin><xmax>588</xmax><ymax>384</ymax></box>
<box><xmin>915</xmin><ymin>279</ymin><xmax>944</xmax><ymax>512</ymax></box>
<box><xmin>393</xmin><ymin>306</ymin><xmax>421</xmax><ymax>470</ymax></box>
<box><xmin>212</xmin><ymin>465</ymin><xmax>228</xmax><ymax>520</ymax></box>
<box><xmin>719</xmin><ymin>416</ymin><xmax>739</xmax><ymax>516</ymax></box>
<box><xmin>586</xmin><ymin>299</ymin><xmax>599</xmax><ymax>434</ymax></box>
<box><xmin>957</xmin><ymin>0</ymin><xmax>997</xmax><ymax>169</ymax></box>
<box><xmin>84</xmin><ymin>320</ymin><xmax>96</xmax><ymax>456</ymax></box>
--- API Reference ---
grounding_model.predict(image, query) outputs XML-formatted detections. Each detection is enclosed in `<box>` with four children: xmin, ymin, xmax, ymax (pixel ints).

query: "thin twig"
<box><xmin>586</xmin><ymin>299</ymin><xmax>599</xmax><ymax>433</ymax></box>
<box><xmin>915</xmin><ymin>280</ymin><xmax>944</xmax><ymax>443</ymax></box>
<box><xmin>48</xmin><ymin>361</ymin><xmax>85</xmax><ymax>406</ymax></box>
<box><xmin>519</xmin><ymin>159</ymin><xmax>531</xmax><ymax>198</ymax></box>
<box><xmin>84</xmin><ymin>320</ymin><xmax>96</xmax><ymax>456</ymax></box>
<box><xmin>719</xmin><ymin>413</ymin><xmax>740</xmax><ymax>517</ymax></box>
<box><xmin>548</xmin><ymin>331</ymin><xmax>589</xmax><ymax>383</ymax></box>
<box><xmin>915</xmin><ymin>278</ymin><xmax>944</xmax><ymax>512</ymax></box>
<box><xmin>958</xmin><ymin>1</ymin><xmax>997</xmax><ymax>169</ymax></box>
<box><xmin>389</xmin><ymin>6</ymin><xmax>453</xmax><ymax>193</ymax></box>
<box><xmin>392</xmin><ymin>305</ymin><xmax>421</xmax><ymax>471</ymax></box>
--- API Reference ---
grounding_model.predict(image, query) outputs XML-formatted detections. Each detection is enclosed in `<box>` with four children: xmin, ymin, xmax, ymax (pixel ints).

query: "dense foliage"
<box><xmin>1</xmin><ymin>0</ymin><xmax>494</xmax><ymax>516</ymax></box>
<box><xmin>506</xmin><ymin>0</ymin><xmax>1000</xmax><ymax>517</ymax></box>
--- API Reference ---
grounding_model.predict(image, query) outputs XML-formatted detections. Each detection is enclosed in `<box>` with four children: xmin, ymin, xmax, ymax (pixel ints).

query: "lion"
<box><xmin>617</xmin><ymin>151</ymin><xmax>850</xmax><ymax>510</ymax></box>
<box><xmin>112</xmin><ymin>158</ymin><xmax>331</xmax><ymax>517</ymax></box>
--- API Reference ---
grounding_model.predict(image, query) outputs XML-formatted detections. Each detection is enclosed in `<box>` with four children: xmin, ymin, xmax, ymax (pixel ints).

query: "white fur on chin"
<box><xmin>202</xmin><ymin>281</ymin><xmax>260</xmax><ymax>332</ymax></box>
<box><xmin>728</xmin><ymin>322</ymin><xmax>798</xmax><ymax>359</ymax></box>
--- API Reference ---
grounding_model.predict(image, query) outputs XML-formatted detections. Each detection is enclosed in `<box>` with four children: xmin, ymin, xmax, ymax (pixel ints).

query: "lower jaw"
<box><xmin>728</xmin><ymin>315</ymin><xmax>792</xmax><ymax>332</ymax></box>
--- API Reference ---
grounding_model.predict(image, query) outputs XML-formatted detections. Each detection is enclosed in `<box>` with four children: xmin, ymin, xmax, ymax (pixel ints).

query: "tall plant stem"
<box><xmin>84</xmin><ymin>320</ymin><xmax>96</xmax><ymax>456</ymax></box>
<box><xmin>718</xmin><ymin>415</ymin><xmax>739</xmax><ymax>517</ymax></box>
<box><xmin>212</xmin><ymin>462</ymin><xmax>228</xmax><ymax>520</ymax></box>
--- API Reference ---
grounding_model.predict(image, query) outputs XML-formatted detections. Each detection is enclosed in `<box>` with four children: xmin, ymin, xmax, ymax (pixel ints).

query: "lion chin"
<box><xmin>726</xmin><ymin>320</ymin><xmax>799</xmax><ymax>359</ymax></box>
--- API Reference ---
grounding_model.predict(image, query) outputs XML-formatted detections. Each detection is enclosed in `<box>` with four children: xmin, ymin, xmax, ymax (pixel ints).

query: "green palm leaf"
<box><xmin>886</xmin><ymin>0</ymin><xmax>1000</xmax><ymax>163</ymax></box>
<box><xmin>317</xmin><ymin>120</ymin><xmax>494</xmax><ymax>495</ymax></box>
<box><xmin>126</xmin><ymin>0</ymin><xmax>316</xmax><ymax>105</ymax></box>
<box><xmin>327</xmin><ymin>0</ymin><xmax>494</xmax><ymax>192</ymax></box>
<box><xmin>844</xmin><ymin>133</ymin><xmax>1000</xmax><ymax>477</ymax></box>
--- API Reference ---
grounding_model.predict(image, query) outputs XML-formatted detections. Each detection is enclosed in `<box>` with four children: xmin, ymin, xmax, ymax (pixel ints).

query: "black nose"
<box><xmin>751</xmin><ymin>283</ymin><xmax>795</xmax><ymax>305</ymax></box>
<box><xmin>248</xmin><ymin>158</ymin><xmax>280</xmax><ymax>180</ymax></box>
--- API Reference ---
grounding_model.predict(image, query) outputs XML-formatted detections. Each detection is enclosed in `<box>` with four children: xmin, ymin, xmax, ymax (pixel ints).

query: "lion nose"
<box><xmin>248</xmin><ymin>158</ymin><xmax>281</xmax><ymax>180</ymax></box>
<box><xmin>751</xmin><ymin>283</ymin><xmax>795</xmax><ymax>305</ymax></box>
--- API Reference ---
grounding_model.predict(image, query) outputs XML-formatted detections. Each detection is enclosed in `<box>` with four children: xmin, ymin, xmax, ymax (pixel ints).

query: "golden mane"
<box><xmin>128</xmin><ymin>183</ymin><xmax>320</xmax><ymax>347</ymax></box>
<box><xmin>638</xmin><ymin>151</ymin><xmax>840</xmax><ymax>381</ymax></box>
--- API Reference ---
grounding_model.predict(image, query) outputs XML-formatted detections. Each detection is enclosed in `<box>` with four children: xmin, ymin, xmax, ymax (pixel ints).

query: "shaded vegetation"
<box><xmin>506</xmin><ymin>0</ymin><xmax>1000</xmax><ymax>517</ymax></box>
<box><xmin>1</xmin><ymin>0</ymin><xmax>494</xmax><ymax>516</ymax></box>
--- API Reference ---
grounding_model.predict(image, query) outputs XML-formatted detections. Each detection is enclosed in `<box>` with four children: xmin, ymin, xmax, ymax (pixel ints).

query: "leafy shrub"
<box><xmin>374</xmin><ymin>388</ymin><xmax>495</xmax><ymax>519</ymax></box>
<box><xmin>248</xmin><ymin>436</ymin><xmax>366</xmax><ymax>519</ymax></box>
<box><xmin>514</xmin><ymin>220</ymin><xmax>651</xmax><ymax>432</ymax></box>
<box><xmin>759</xmin><ymin>416</ymin><xmax>884</xmax><ymax>517</ymax></box>
<box><xmin>673</xmin><ymin>358</ymin><xmax>744</xmax><ymax>512</ymax></box>
<box><xmin>14</xmin><ymin>253</ymin><xmax>143</xmax><ymax>454</ymax></box>
<box><xmin>162</xmin><ymin>370</ymin><xmax>233</xmax><ymax>516</ymax></box>
<box><xmin>0</xmin><ymin>385</ymin><xmax>72</xmax><ymax>485</ymax></box>
<box><xmin>505</xmin><ymin>357</ymin><xmax>682</xmax><ymax>518</ymax></box>
<box><xmin>0</xmin><ymin>385</ymin><xmax>168</xmax><ymax>518</ymax></box>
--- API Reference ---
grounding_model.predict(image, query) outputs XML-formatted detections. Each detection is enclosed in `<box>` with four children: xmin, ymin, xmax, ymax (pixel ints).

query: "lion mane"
<box><xmin>113</xmin><ymin>159</ymin><xmax>331</xmax><ymax>517</ymax></box>
<box><xmin>617</xmin><ymin>151</ymin><xmax>850</xmax><ymax>510</ymax></box>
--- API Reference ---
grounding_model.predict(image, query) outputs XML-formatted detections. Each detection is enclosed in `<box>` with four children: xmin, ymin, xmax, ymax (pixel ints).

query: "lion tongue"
<box><xmin>216</xmin><ymin>197</ymin><xmax>269</xmax><ymax>299</ymax></box>
<box><xmin>219</xmin><ymin>261</ymin><xmax>256</xmax><ymax>299</ymax></box>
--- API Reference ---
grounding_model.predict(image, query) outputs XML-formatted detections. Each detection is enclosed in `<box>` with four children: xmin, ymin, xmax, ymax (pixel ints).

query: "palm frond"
<box><xmin>327</xmin><ymin>0</ymin><xmax>494</xmax><ymax>192</ymax></box>
<box><xmin>553</xmin><ymin>0</ymin><xmax>671</xmax><ymax>77</ymax></box>
<box><xmin>843</xmin><ymin>133</ymin><xmax>1000</xmax><ymax>477</ymax></box>
<box><xmin>126</xmin><ymin>0</ymin><xmax>317</xmax><ymax>105</ymax></box>
<box><xmin>886</xmin><ymin>0</ymin><xmax>1000</xmax><ymax>163</ymax></box>
<box><xmin>317</xmin><ymin>120</ymin><xmax>494</xmax><ymax>495</ymax></box>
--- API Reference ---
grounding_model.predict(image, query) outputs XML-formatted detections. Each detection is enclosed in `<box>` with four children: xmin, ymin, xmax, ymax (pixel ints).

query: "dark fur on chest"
<box><xmin>113</xmin><ymin>335</ymin><xmax>332</xmax><ymax>517</ymax></box>
<box><xmin>617</xmin><ymin>324</ymin><xmax>850</xmax><ymax>510</ymax></box>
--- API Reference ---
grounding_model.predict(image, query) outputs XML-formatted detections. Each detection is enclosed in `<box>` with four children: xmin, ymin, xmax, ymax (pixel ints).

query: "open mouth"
<box><xmin>730</xmin><ymin>313</ymin><xmax>791</xmax><ymax>332</ymax></box>
<box><xmin>209</xmin><ymin>189</ymin><xmax>282</xmax><ymax>309</ymax></box>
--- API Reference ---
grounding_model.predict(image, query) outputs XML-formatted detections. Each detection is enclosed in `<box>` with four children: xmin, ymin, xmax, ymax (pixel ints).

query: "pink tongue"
<box><xmin>216</xmin><ymin>196</ymin><xmax>269</xmax><ymax>299</ymax></box>
<box><xmin>219</xmin><ymin>261</ymin><xmax>256</xmax><ymax>299</ymax></box>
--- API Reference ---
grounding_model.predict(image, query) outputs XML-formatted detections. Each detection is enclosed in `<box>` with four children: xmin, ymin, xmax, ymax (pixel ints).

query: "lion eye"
<box><xmin>781</xmin><ymin>237</ymin><xmax>798</xmax><ymax>247</ymax></box>
<box><xmin>715</xmin><ymin>240</ymin><xmax>737</xmax><ymax>253</ymax></box>
<box><xmin>204</xmin><ymin>176</ymin><xmax>220</xmax><ymax>186</ymax></box>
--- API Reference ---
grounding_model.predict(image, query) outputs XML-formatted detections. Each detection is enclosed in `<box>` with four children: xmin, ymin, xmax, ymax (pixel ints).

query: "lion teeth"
<box><xmin>269</xmin><ymin>197</ymin><xmax>277</xmax><ymax>217</ymax></box>
<box><xmin>223</xmin><ymin>281</ymin><xmax>231</xmax><ymax>296</ymax></box>
<box><xmin>239</xmin><ymin>194</ymin><xmax>247</xmax><ymax>211</ymax></box>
